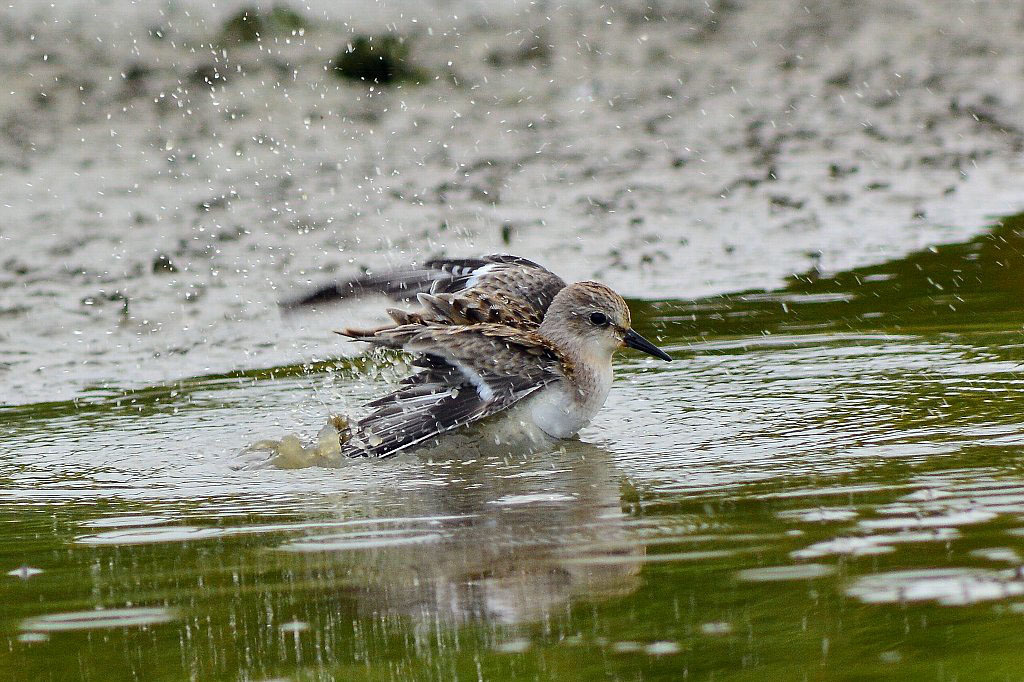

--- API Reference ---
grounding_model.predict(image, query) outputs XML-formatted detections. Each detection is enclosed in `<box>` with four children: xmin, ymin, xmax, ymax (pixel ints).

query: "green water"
<box><xmin>2</xmin><ymin>217</ymin><xmax>1024</xmax><ymax>681</ymax></box>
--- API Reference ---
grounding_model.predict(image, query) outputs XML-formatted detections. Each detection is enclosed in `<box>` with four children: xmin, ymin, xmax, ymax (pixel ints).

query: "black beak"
<box><xmin>623</xmin><ymin>328</ymin><xmax>672</xmax><ymax>361</ymax></box>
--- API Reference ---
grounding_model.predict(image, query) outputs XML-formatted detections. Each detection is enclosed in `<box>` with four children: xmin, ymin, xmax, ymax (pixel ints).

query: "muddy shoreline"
<box><xmin>2</xmin><ymin>0</ymin><xmax>1024</xmax><ymax>403</ymax></box>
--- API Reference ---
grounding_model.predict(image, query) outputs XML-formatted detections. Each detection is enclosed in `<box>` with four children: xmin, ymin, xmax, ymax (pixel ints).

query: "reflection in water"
<box><xmin>735</xmin><ymin>564</ymin><xmax>836</xmax><ymax>582</ymax></box>
<box><xmin>846</xmin><ymin>569</ymin><xmax>1024</xmax><ymax>606</ymax></box>
<box><xmin>21</xmin><ymin>607</ymin><xmax>177</xmax><ymax>633</ymax></box>
<box><xmin>280</xmin><ymin>442</ymin><xmax>643</xmax><ymax>626</ymax></box>
<box><xmin>3</xmin><ymin>442</ymin><xmax>655</xmax><ymax>678</ymax></box>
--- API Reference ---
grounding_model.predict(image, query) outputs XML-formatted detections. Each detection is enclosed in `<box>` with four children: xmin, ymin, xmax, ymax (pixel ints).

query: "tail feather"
<box><xmin>279</xmin><ymin>255</ymin><xmax>557</xmax><ymax>312</ymax></box>
<box><xmin>386</xmin><ymin>308</ymin><xmax>424</xmax><ymax>325</ymax></box>
<box><xmin>279</xmin><ymin>258</ymin><xmax>505</xmax><ymax>311</ymax></box>
<box><xmin>335</xmin><ymin>325</ymin><xmax>421</xmax><ymax>348</ymax></box>
<box><xmin>334</xmin><ymin>327</ymin><xmax>383</xmax><ymax>340</ymax></box>
<box><xmin>415</xmin><ymin>293</ymin><xmax>458</xmax><ymax>322</ymax></box>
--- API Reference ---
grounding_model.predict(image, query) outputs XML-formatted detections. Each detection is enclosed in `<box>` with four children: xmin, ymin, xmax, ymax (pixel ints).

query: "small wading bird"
<box><xmin>283</xmin><ymin>255</ymin><xmax>672</xmax><ymax>458</ymax></box>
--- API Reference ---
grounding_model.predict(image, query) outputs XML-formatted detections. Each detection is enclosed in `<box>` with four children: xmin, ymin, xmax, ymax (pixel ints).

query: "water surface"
<box><xmin>2</xmin><ymin>216</ymin><xmax>1024</xmax><ymax>679</ymax></box>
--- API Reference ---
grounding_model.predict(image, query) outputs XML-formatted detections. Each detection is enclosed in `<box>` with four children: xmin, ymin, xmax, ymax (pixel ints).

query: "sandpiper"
<box><xmin>286</xmin><ymin>255</ymin><xmax>672</xmax><ymax>458</ymax></box>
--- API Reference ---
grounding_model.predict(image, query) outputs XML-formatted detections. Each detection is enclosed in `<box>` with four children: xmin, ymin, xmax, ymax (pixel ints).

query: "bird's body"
<box><xmin>285</xmin><ymin>255</ymin><xmax>671</xmax><ymax>458</ymax></box>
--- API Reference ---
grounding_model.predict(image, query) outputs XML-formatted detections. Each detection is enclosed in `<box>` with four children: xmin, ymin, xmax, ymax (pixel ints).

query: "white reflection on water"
<box><xmin>76</xmin><ymin>515</ymin><xmax>473</xmax><ymax>546</ymax></box>
<box><xmin>858</xmin><ymin>510</ymin><xmax>998</xmax><ymax>530</ymax></box>
<box><xmin>792</xmin><ymin>529</ymin><xmax>960</xmax><ymax>559</ymax></box>
<box><xmin>280</xmin><ymin>529</ymin><xmax>445</xmax><ymax>551</ymax></box>
<box><xmin>22</xmin><ymin>607</ymin><xmax>176</xmax><ymax>632</ymax></box>
<box><xmin>735</xmin><ymin>564</ymin><xmax>836</xmax><ymax>582</ymax></box>
<box><xmin>969</xmin><ymin>548</ymin><xmax>1022</xmax><ymax>564</ymax></box>
<box><xmin>776</xmin><ymin>507</ymin><xmax>859</xmax><ymax>522</ymax></box>
<box><xmin>847</xmin><ymin>569</ymin><xmax>1024</xmax><ymax>606</ymax></box>
<box><xmin>79</xmin><ymin>514</ymin><xmax>178</xmax><ymax>528</ymax></box>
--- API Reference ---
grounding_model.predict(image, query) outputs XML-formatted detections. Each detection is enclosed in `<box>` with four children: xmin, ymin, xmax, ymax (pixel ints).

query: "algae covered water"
<box><xmin>2</xmin><ymin>216</ymin><xmax>1023</xmax><ymax>679</ymax></box>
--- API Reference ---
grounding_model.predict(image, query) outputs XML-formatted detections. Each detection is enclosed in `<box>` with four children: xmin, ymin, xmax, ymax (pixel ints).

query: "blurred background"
<box><xmin>3</xmin><ymin>0</ymin><xmax>1024</xmax><ymax>400</ymax></box>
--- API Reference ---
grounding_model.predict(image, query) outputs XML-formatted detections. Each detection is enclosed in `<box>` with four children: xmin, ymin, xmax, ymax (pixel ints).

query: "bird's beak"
<box><xmin>623</xmin><ymin>328</ymin><xmax>672</xmax><ymax>361</ymax></box>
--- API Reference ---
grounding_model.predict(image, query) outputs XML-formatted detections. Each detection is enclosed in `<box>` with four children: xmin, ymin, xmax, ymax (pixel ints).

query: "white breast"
<box><xmin>526</xmin><ymin>370</ymin><xmax>613</xmax><ymax>440</ymax></box>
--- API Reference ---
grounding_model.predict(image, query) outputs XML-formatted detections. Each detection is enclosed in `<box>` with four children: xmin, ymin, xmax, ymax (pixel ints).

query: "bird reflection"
<box><xmin>284</xmin><ymin>440</ymin><xmax>644</xmax><ymax>626</ymax></box>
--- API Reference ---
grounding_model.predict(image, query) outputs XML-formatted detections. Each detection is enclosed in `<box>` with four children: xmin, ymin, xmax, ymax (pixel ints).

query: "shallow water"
<box><xmin>2</xmin><ymin>215</ymin><xmax>1022</xmax><ymax>679</ymax></box>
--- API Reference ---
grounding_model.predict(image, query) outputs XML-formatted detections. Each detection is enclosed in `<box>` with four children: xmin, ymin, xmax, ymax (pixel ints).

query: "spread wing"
<box><xmin>339</xmin><ymin>324</ymin><xmax>565</xmax><ymax>458</ymax></box>
<box><xmin>281</xmin><ymin>254</ymin><xmax>566</xmax><ymax>331</ymax></box>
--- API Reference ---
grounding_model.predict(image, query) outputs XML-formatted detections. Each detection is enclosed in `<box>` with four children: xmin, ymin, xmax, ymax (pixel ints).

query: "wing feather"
<box><xmin>340</xmin><ymin>324</ymin><xmax>565</xmax><ymax>458</ymax></box>
<box><xmin>281</xmin><ymin>254</ymin><xmax>566</xmax><ymax>330</ymax></box>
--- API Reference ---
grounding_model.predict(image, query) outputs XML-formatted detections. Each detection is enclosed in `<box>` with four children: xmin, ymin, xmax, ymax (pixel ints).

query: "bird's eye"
<box><xmin>589</xmin><ymin>312</ymin><xmax>609</xmax><ymax>326</ymax></box>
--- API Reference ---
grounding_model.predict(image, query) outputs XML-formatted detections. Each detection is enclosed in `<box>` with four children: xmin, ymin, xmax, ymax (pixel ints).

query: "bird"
<box><xmin>284</xmin><ymin>255</ymin><xmax>672</xmax><ymax>458</ymax></box>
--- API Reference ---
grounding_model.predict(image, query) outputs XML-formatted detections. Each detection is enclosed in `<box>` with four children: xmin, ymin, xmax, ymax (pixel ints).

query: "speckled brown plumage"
<box><xmin>282</xmin><ymin>254</ymin><xmax>565</xmax><ymax>329</ymax></box>
<box><xmin>295</xmin><ymin>255</ymin><xmax>671</xmax><ymax>458</ymax></box>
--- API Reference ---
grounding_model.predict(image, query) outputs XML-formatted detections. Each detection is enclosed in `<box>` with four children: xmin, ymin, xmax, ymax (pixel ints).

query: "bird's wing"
<box><xmin>280</xmin><ymin>257</ymin><xmax>492</xmax><ymax>308</ymax></box>
<box><xmin>339</xmin><ymin>324</ymin><xmax>565</xmax><ymax>458</ymax></box>
<box><xmin>281</xmin><ymin>254</ymin><xmax>566</xmax><ymax>329</ymax></box>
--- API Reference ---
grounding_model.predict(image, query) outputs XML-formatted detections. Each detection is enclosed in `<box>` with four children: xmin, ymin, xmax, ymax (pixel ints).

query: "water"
<box><xmin>2</xmin><ymin>215</ymin><xmax>1022</xmax><ymax>679</ymax></box>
